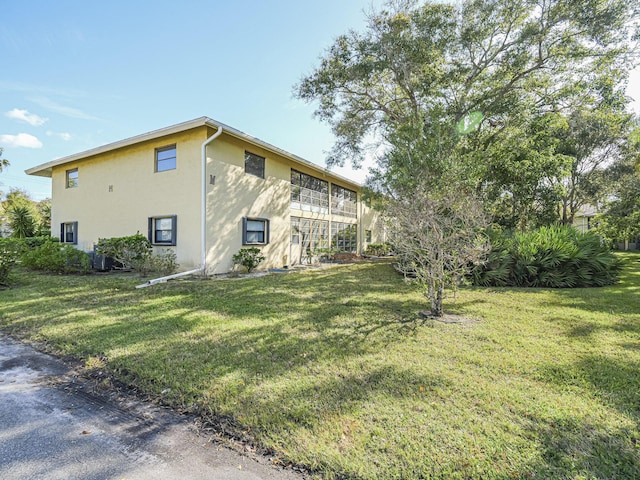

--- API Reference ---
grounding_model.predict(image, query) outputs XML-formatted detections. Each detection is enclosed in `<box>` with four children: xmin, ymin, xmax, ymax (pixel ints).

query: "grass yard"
<box><xmin>1</xmin><ymin>254</ymin><xmax>639</xmax><ymax>479</ymax></box>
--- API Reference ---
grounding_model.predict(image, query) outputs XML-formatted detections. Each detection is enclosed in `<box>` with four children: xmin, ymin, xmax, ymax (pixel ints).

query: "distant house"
<box><xmin>572</xmin><ymin>204</ymin><xmax>598</xmax><ymax>234</ymax></box>
<box><xmin>26</xmin><ymin>117</ymin><xmax>385</xmax><ymax>275</ymax></box>
<box><xmin>573</xmin><ymin>203</ymin><xmax>637</xmax><ymax>250</ymax></box>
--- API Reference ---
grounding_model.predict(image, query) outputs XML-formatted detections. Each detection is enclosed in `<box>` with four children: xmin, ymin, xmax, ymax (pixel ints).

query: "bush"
<box><xmin>364</xmin><ymin>243</ymin><xmax>391</xmax><ymax>256</ymax></box>
<box><xmin>22</xmin><ymin>240</ymin><xmax>90</xmax><ymax>274</ymax></box>
<box><xmin>95</xmin><ymin>233</ymin><xmax>151</xmax><ymax>269</ymax></box>
<box><xmin>0</xmin><ymin>238</ymin><xmax>23</xmax><ymax>286</ymax></box>
<box><xmin>135</xmin><ymin>248</ymin><xmax>179</xmax><ymax>277</ymax></box>
<box><xmin>23</xmin><ymin>236</ymin><xmax>58</xmax><ymax>250</ymax></box>
<box><xmin>96</xmin><ymin>234</ymin><xmax>179</xmax><ymax>276</ymax></box>
<box><xmin>232</xmin><ymin>247</ymin><xmax>265</xmax><ymax>273</ymax></box>
<box><xmin>471</xmin><ymin>225</ymin><xmax>621</xmax><ymax>288</ymax></box>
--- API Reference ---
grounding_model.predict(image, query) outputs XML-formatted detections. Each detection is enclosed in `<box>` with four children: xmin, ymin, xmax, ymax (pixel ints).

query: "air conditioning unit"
<box><xmin>91</xmin><ymin>245</ymin><xmax>117</xmax><ymax>271</ymax></box>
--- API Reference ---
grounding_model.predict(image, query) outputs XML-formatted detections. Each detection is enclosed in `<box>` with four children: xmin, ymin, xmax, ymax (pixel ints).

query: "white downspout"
<box><xmin>136</xmin><ymin>124</ymin><xmax>223</xmax><ymax>288</ymax></box>
<box><xmin>199</xmin><ymin>123</ymin><xmax>224</xmax><ymax>269</ymax></box>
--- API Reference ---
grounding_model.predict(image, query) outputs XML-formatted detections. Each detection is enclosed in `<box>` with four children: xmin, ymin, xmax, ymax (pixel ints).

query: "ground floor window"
<box><xmin>331</xmin><ymin>222</ymin><xmax>358</xmax><ymax>253</ymax></box>
<box><xmin>365</xmin><ymin>230</ymin><xmax>372</xmax><ymax>243</ymax></box>
<box><xmin>60</xmin><ymin>222</ymin><xmax>78</xmax><ymax>244</ymax></box>
<box><xmin>243</xmin><ymin>217</ymin><xmax>270</xmax><ymax>245</ymax></box>
<box><xmin>149</xmin><ymin>215</ymin><xmax>177</xmax><ymax>245</ymax></box>
<box><xmin>291</xmin><ymin>217</ymin><xmax>329</xmax><ymax>254</ymax></box>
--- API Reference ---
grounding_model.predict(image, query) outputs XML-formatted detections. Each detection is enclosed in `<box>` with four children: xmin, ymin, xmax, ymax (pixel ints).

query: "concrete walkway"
<box><xmin>0</xmin><ymin>336</ymin><xmax>304</xmax><ymax>480</ymax></box>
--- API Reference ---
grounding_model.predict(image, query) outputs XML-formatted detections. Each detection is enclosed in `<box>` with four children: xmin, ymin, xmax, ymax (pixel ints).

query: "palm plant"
<box><xmin>472</xmin><ymin>225</ymin><xmax>621</xmax><ymax>288</ymax></box>
<box><xmin>8</xmin><ymin>205</ymin><xmax>36</xmax><ymax>238</ymax></box>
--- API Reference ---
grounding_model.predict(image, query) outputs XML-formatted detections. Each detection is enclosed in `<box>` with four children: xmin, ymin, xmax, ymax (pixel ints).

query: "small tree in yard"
<box><xmin>232</xmin><ymin>247</ymin><xmax>265</xmax><ymax>273</ymax></box>
<box><xmin>388</xmin><ymin>178</ymin><xmax>489</xmax><ymax>317</ymax></box>
<box><xmin>8</xmin><ymin>205</ymin><xmax>36</xmax><ymax>238</ymax></box>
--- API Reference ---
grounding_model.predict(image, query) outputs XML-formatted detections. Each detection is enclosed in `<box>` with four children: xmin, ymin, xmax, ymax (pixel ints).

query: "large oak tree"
<box><xmin>296</xmin><ymin>0</ymin><xmax>639</xmax><ymax>195</ymax></box>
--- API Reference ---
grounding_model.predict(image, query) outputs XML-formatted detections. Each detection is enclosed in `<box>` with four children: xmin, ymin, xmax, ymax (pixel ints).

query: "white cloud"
<box><xmin>46</xmin><ymin>131</ymin><xmax>72</xmax><ymax>141</ymax></box>
<box><xmin>0</xmin><ymin>133</ymin><xmax>43</xmax><ymax>148</ymax></box>
<box><xmin>5</xmin><ymin>108</ymin><xmax>48</xmax><ymax>126</ymax></box>
<box><xmin>30</xmin><ymin>96</ymin><xmax>99</xmax><ymax>120</ymax></box>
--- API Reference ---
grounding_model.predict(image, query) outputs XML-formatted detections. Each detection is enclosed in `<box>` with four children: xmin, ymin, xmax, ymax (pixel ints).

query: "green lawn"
<box><xmin>1</xmin><ymin>254</ymin><xmax>639</xmax><ymax>479</ymax></box>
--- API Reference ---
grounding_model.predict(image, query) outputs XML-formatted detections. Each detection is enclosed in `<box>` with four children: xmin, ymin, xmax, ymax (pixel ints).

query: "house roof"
<box><xmin>25</xmin><ymin>116</ymin><xmax>363</xmax><ymax>188</ymax></box>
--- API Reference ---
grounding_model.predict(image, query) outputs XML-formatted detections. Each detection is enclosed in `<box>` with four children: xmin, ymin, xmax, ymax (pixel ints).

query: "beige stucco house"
<box><xmin>26</xmin><ymin>117</ymin><xmax>385</xmax><ymax>276</ymax></box>
<box><xmin>572</xmin><ymin>204</ymin><xmax>598</xmax><ymax>234</ymax></box>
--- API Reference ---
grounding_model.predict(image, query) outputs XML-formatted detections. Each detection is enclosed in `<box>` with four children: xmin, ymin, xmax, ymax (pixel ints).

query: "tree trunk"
<box><xmin>430</xmin><ymin>282</ymin><xmax>444</xmax><ymax>317</ymax></box>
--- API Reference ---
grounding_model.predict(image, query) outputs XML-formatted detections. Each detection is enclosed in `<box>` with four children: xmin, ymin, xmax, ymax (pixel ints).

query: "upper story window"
<box><xmin>148</xmin><ymin>215</ymin><xmax>177</xmax><ymax>245</ymax></box>
<box><xmin>66</xmin><ymin>168</ymin><xmax>78</xmax><ymax>188</ymax></box>
<box><xmin>290</xmin><ymin>169</ymin><xmax>329</xmax><ymax>214</ymax></box>
<box><xmin>331</xmin><ymin>184</ymin><xmax>357</xmax><ymax>218</ymax></box>
<box><xmin>245</xmin><ymin>151</ymin><xmax>265</xmax><ymax>179</ymax></box>
<box><xmin>156</xmin><ymin>145</ymin><xmax>176</xmax><ymax>172</ymax></box>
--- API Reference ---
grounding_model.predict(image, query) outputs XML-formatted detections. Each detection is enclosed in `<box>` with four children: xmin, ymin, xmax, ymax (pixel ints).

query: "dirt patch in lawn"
<box><xmin>418</xmin><ymin>310</ymin><xmax>478</xmax><ymax>324</ymax></box>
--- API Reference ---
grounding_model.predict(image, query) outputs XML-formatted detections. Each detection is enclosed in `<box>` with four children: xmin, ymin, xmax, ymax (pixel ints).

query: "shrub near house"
<box><xmin>96</xmin><ymin>233</ymin><xmax>178</xmax><ymax>276</ymax></box>
<box><xmin>232</xmin><ymin>247</ymin><xmax>265</xmax><ymax>273</ymax></box>
<box><xmin>21</xmin><ymin>239</ymin><xmax>90</xmax><ymax>274</ymax></box>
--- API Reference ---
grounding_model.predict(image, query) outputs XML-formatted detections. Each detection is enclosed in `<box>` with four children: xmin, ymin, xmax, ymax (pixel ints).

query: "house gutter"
<box><xmin>136</xmin><ymin>124</ymin><xmax>223</xmax><ymax>288</ymax></box>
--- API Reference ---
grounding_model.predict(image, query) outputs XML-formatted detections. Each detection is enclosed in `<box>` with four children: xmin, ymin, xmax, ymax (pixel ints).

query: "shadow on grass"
<box><xmin>4</xmin><ymin>258</ymin><xmax>640</xmax><ymax>478</ymax></box>
<box><xmin>538</xmin><ymin>354</ymin><xmax>640</xmax><ymax>420</ymax></box>
<box><xmin>519</xmin><ymin>414</ymin><xmax>640</xmax><ymax>479</ymax></box>
<box><xmin>0</xmin><ymin>262</ymin><xmax>425</xmax><ymax>389</ymax></box>
<box><xmin>525</xmin><ymin>352</ymin><xmax>640</xmax><ymax>477</ymax></box>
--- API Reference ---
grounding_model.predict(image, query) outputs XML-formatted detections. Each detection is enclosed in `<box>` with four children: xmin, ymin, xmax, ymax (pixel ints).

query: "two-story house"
<box><xmin>26</xmin><ymin>117</ymin><xmax>385</xmax><ymax>276</ymax></box>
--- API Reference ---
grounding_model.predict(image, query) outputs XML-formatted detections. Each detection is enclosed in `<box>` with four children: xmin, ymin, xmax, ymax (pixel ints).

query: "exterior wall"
<box><xmin>205</xmin><ymin>132</ymin><xmax>291</xmax><ymax>273</ymax></box>
<box><xmin>361</xmin><ymin>201</ymin><xmax>386</xmax><ymax>247</ymax></box>
<box><xmin>51</xmin><ymin>127</ymin><xmax>207</xmax><ymax>270</ymax></box>
<box><xmin>572</xmin><ymin>215</ymin><xmax>593</xmax><ymax>234</ymax></box>
<box><xmin>49</xmin><ymin>124</ymin><xmax>383</xmax><ymax>275</ymax></box>
<box><xmin>204</xmin><ymin>130</ymin><xmax>383</xmax><ymax>273</ymax></box>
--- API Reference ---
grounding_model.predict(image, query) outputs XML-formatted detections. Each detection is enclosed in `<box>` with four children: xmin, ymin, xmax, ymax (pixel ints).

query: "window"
<box><xmin>245</xmin><ymin>151</ymin><xmax>265</xmax><ymax>178</ymax></box>
<box><xmin>290</xmin><ymin>169</ymin><xmax>329</xmax><ymax>213</ymax></box>
<box><xmin>291</xmin><ymin>217</ymin><xmax>328</xmax><ymax>253</ymax></box>
<box><xmin>66</xmin><ymin>169</ymin><xmax>78</xmax><ymax>188</ymax></box>
<box><xmin>148</xmin><ymin>215</ymin><xmax>177</xmax><ymax>245</ymax></box>
<box><xmin>331</xmin><ymin>184</ymin><xmax>357</xmax><ymax>218</ymax></box>
<box><xmin>366</xmin><ymin>230</ymin><xmax>372</xmax><ymax>243</ymax></box>
<box><xmin>291</xmin><ymin>217</ymin><xmax>300</xmax><ymax>245</ymax></box>
<box><xmin>243</xmin><ymin>217</ymin><xmax>269</xmax><ymax>245</ymax></box>
<box><xmin>60</xmin><ymin>222</ymin><xmax>78</xmax><ymax>244</ymax></box>
<box><xmin>331</xmin><ymin>222</ymin><xmax>358</xmax><ymax>253</ymax></box>
<box><xmin>156</xmin><ymin>145</ymin><xmax>176</xmax><ymax>172</ymax></box>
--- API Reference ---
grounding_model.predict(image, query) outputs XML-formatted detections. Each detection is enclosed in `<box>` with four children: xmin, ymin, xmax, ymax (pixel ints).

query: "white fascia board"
<box><xmin>25</xmin><ymin>117</ymin><xmax>209</xmax><ymax>178</ymax></box>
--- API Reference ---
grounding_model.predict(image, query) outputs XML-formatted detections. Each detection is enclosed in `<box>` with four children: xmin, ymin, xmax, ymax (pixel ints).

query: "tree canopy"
<box><xmin>595</xmin><ymin>122</ymin><xmax>640</xmax><ymax>243</ymax></box>
<box><xmin>0</xmin><ymin>189</ymin><xmax>51</xmax><ymax>238</ymax></box>
<box><xmin>296</xmin><ymin>0</ymin><xmax>640</xmax><ymax>200</ymax></box>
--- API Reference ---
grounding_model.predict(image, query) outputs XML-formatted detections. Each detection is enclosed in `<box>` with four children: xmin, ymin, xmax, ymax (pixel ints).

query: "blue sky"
<box><xmin>0</xmin><ymin>0</ymin><xmax>384</xmax><ymax>200</ymax></box>
<box><xmin>1</xmin><ymin>0</ymin><xmax>639</xmax><ymax>201</ymax></box>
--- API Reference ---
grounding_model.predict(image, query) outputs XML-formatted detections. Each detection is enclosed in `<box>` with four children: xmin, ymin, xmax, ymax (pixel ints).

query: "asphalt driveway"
<box><xmin>0</xmin><ymin>336</ymin><xmax>303</xmax><ymax>480</ymax></box>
